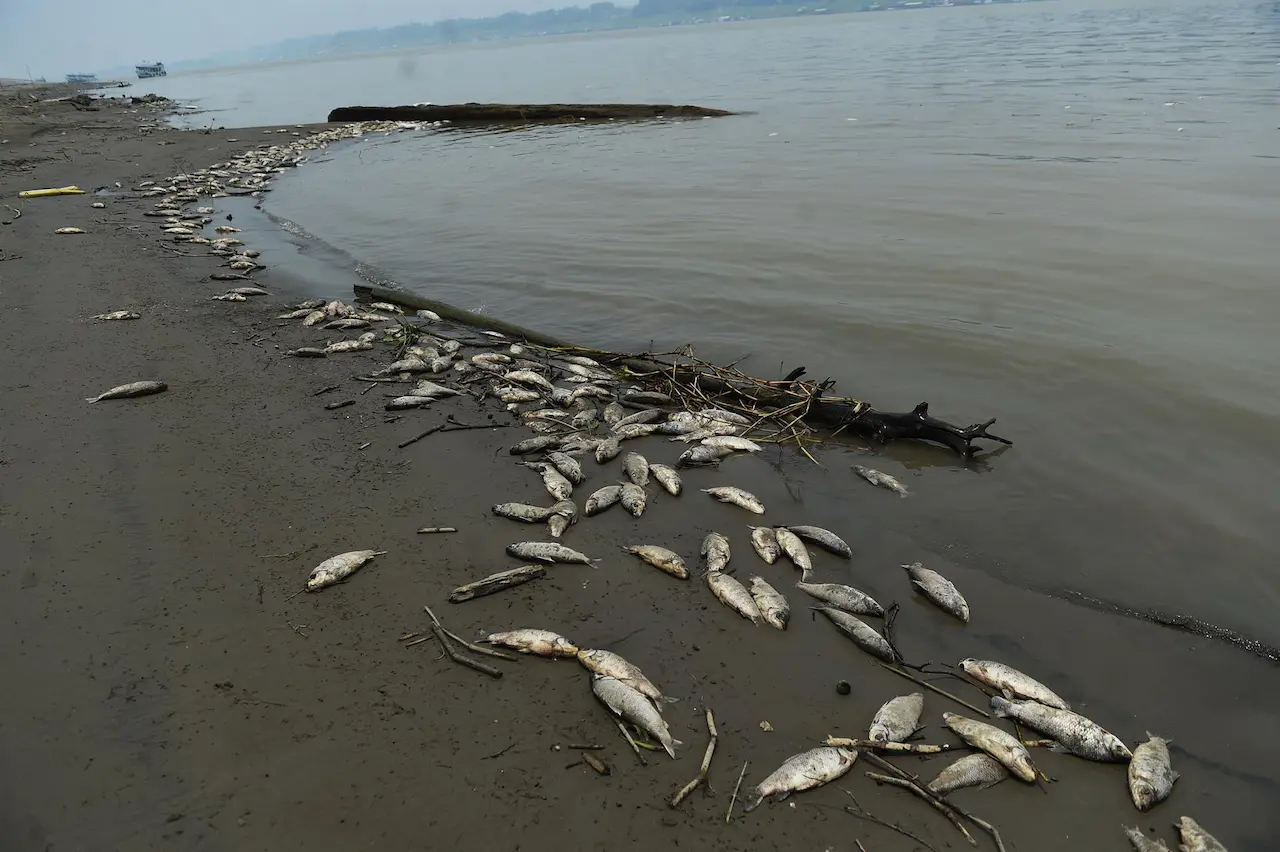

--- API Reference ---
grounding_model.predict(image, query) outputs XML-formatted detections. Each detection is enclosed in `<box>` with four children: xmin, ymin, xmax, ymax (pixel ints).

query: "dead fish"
<box><xmin>368</xmin><ymin>302</ymin><xmax>403</xmax><ymax>314</ymax></box>
<box><xmin>578</xmin><ymin>649</ymin><xmax>673</xmax><ymax>705</ymax></box>
<box><xmin>613</xmin><ymin>423</ymin><xmax>661</xmax><ymax>441</ymax></box>
<box><xmin>701</xmin><ymin>436</ymin><xmax>762</xmax><ymax>452</ymax></box>
<box><xmin>591</xmin><ymin>675</ymin><xmax>680</xmax><ymax>759</ymax></box>
<box><xmin>960</xmin><ymin>659</ymin><xmax>1071</xmax><ymax>710</ymax></box>
<box><xmin>528</xmin><ymin>462</ymin><xmax>573</xmax><ymax>501</ymax></box>
<box><xmin>594</xmin><ymin>436</ymin><xmax>621</xmax><ymax>464</ymax></box>
<box><xmin>568</xmin><ymin>385</ymin><xmax>612</xmax><ymax>403</ymax></box>
<box><xmin>991</xmin><ymin>697</ymin><xmax>1131</xmax><ymax>762</ymax></box>
<box><xmin>91</xmin><ymin>201</ymin><xmax>105</xmax><ymax>208</ymax></box>
<box><xmin>624</xmin><ymin>545</ymin><xmax>688</xmax><ymax>579</ymax></box>
<box><xmin>942</xmin><ymin>712</ymin><xmax>1037</xmax><ymax>783</ymax></box>
<box><xmin>702</xmin><ymin>486</ymin><xmax>764</xmax><ymax>514</ymax></box>
<box><xmin>649</xmin><ymin>463</ymin><xmax>682</xmax><ymax>495</ymax></box>
<box><xmin>228</xmin><ymin>261</ymin><xmax>257</xmax><ymax>271</ymax></box>
<box><xmin>212</xmin><ymin>293</ymin><xmax>247</xmax><ymax>302</ymax></box>
<box><xmin>1129</xmin><ymin>733</ymin><xmax>1178</xmax><ymax>812</ymax></box>
<box><xmin>620</xmin><ymin>483</ymin><xmax>647</xmax><ymax>518</ymax></box>
<box><xmin>473</xmin><ymin>352</ymin><xmax>512</xmax><ymax>366</ymax></box>
<box><xmin>795</xmin><ymin>581</ymin><xmax>884</xmax><ymax>617</ymax></box>
<box><xmin>385</xmin><ymin>396</ymin><xmax>431</xmax><ymax>410</ymax></box>
<box><xmin>869</xmin><ymin>693</ymin><xmax>924</xmax><ymax>743</ymax></box>
<box><xmin>496</xmin><ymin>386</ymin><xmax>542</xmax><ymax>404</ymax></box>
<box><xmin>306</xmin><ymin>549</ymin><xmax>386</xmax><ymax>592</ymax></box>
<box><xmin>1176</xmin><ymin>817</ymin><xmax>1229</xmax><ymax>852</ymax></box>
<box><xmin>505</xmin><ymin>369</ymin><xmax>554</xmax><ymax>392</ymax></box>
<box><xmin>622</xmin><ymin>452</ymin><xmax>649</xmax><ymax>486</ymax></box>
<box><xmin>814</xmin><ymin>607</ymin><xmax>895</xmax><ymax>662</ymax></box>
<box><xmin>742</xmin><ymin>747</ymin><xmax>857</xmax><ymax>813</ymax></box>
<box><xmin>547</xmin><ymin>514</ymin><xmax>570</xmax><ymax>538</ymax></box>
<box><xmin>701</xmin><ymin>532</ymin><xmax>731</xmax><ymax>573</ymax></box>
<box><xmin>325</xmin><ymin>339</ymin><xmax>373</xmax><ymax>353</ymax></box>
<box><xmin>485</xmin><ymin>629</ymin><xmax>578</xmax><ymax>658</ymax></box>
<box><xmin>510</xmin><ymin>435</ymin><xmax>561</xmax><ymax>455</ymax></box>
<box><xmin>747</xmin><ymin>524</ymin><xmax>778</xmax><ymax>562</ymax></box>
<box><xmin>277</xmin><ymin>308</ymin><xmax>316</xmax><ymax>319</ymax></box>
<box><xmin>585</xmin><ymin>485</ymin><xmax>624</xmax><ymax>516</ymax></box>
<box><xmin>1124</xmin><ymin>826</ymin><xmax>1172</xmax><ymax>852</ymax></box>
<box><xmin>563</xmin><ymin>354</ymin><xmax>603</xmax><ymax>368</ymax></box>
<box><xmin>86</xmin><ymin>380</ymin><xmax>167</xmax><ymax>403</ymax></box>
<box><xmin>409</xmin><ymin>380</ymin><xmax>460</xmax><ymax>399</ymax></box>
<box><xmin>902</xmin><ymin>562</ymin><xmax>970</xmax><ymax>623</ymax></box>
<box><xmin>615</xmin><ymin>408</ymin><xmax>665</xmax><ymax>428</ymax></box>
<box><xmin>505</xmin><ymin>541</ymin><xmax>592</xmax><ymax>565</ymax></box>
<box><xmin>749</xmin><ymin>576</ymin><xmax>790</xmax><ymax>629</ymax></box>
<box><xmin>707</xmin><ymin>570</ymin><xmax>759</xmax><ymax>622</ymax></box>
<box><xmin>853</xmin><ymin>464</ymin><xmax>909</xmax><ymax>497</ymax></box>
<box><xmin>302</xmin><ymin>310</ymin><xmax>327</xmax><ymax>326</ymax></box>
<box><xmin>92</xmin><ymin>310</ymin><xmax>140</xmax><ymax>321</ymax></box>
<box><xmin>927</xmin><ymin>753</ymin><xmax>1010</xmax><ymax>796</ymax></box>
<box><xmin>569</xmin><ymin>408</ymin><xmax>598</xmax><ymax>430</ymax></box>
<box><xmin>677</xmin><ymin>444</ymin><xmax>735</xmax><ymax>467</ymax></box>
<box><xmin>547</xmin><ymin>499</ymin><xmax>578</xmax><ymax>538</ymax></box>
<box><xmin>215</xmin><ymin>225</ymin><xmax>241</xmax><ymax>233</ymax></box>
<box><xmin>545</xmin><ymin>451</ymin><xmax>585</xmax><ymax>485</ymax></box>
<box><xmin>324</xmin><ymin>318</ymin><xmax>370</xmax><ymax>329</ymax></box>
<box><xmin>558</xmin><ymin>434</ymin><xmax>601</xmax><ymax>454</ymax></box>
<box><xmin>621</xmin><ymin>390</ymin><xmax>672</xmax><ymax>407</ymax></box>
<box><xmin>451</xmin><ymin>362</ymin><xmax>476</xmax><ymax>376</ymax></box>
<box><xmin>163</xmin><ymin>227</ymin><xmax>193</xmax><ymax>235</ymax></box>
<box><xmin>493</xmin><ymin>502</ymin><xmax>555</xmax><ymax>523</ymax></box>
<box><xmin>416</xmin><ymin>309</ymin><xmax>442</xmax><ymax>322</ymax></box>
<box><xmin>602</xmin><ymin>402</ymin><xmax>626</xmax><ymax>425</ymax></box>
<box><xmin>773</xmin><ymin>528</ymin><xmax>813</xmax><ymax>579</ymax></box>
<box><xmin>289</xmin><ymin>347</ymin><xmax>328</xmax><ymax>358</ymax></box>
<box><xmin>781</xmin><ymin>525</ymin><xmax>852</xmax><ymax>559</ymax></box>
<box><xmin>696</xmin><ymin>407</ymin><xmax>750</xmax><ymax>426</ymax></box>
<box><xmin>429</xmin><ymin>356</ymin><xmax>454</xmax><ymax>373</ymax></box>
<box><xmin>440</xmin><ymin>339</ymin><xmax>461</xmax><ymax>354</ymax></box>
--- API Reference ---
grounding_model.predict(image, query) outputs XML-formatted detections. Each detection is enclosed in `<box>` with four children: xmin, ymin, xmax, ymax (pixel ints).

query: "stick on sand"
<box><xmin>670</xmin><ymin>709</ymin><xmax>717</xmax><ymax>807</ymax></box>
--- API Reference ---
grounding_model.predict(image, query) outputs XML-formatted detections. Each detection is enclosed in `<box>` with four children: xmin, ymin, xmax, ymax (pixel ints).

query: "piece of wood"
<box><xmin>824</xmin><ymin>737</ymin><xmax>956</xmax><ymax>754</ymax></box>
<box><xmin>324</xmin><ymin>399</ymin><xmax>355</xmax><ymax>410</ymax></box>
<box><xmin>428</xmin><ymin>623</ymin><xmax>502</xmax><ymax>678</ymax></box>
<box><xmin>616</xmin><ymin>721</ymin><xmax>647</xmax><ymax>767</ymax></box>
<box><xmin>449</xmin><ymin>565</ymin><xmax>546</xmax><ymax>603</ymax></box>
<box><xmin>416</xmin><ymin>527</ymin><xmax>458</xmax><ymax>534</ymax></box>
<box><xmin>398</xmin><ymin>424</ymin><xmax>444</xmax><ymax>448</ymax></box>
<box><xmin>421</xmin><ymin>605</ymin><xmax>518</xmax><ymax>661</ymax></box>
<box><xmin>877</xmin><ymin>663</ymin><xmax>991</xmax><ymax>718</ymax></box>
<box><xmin>861</xmin><ymin>752</ymin><xmax>1006</xmax><ymax>852</ymax></box>
<box><xmin>866</xmin><ymin>773</ymin><xmax>976</xmax><ymax>847</ymax></box>
<box><xmin>670</xmin><ymin>709</ymin><xmax>718</xmax><ymax>807</ymax></box>
<box><xmin>726</xmin><ymin>760</ymin><xmax>748</xmax><ymax>823</ymax></box>
<box><xmin>582</xmin><ymin>752</ymin><xmax>610</xmax><ymax>776</ymax></box>
<box><xmin>328</xmin><ymin>102</ymin><xmax>736</xmax><ymax>124</ymax></box>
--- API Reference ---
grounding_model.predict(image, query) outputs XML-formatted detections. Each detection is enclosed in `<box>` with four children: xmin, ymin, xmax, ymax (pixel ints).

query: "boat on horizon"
<box><xmin>136</xmin><ymin>62</ymin><xmax>167</xmax><ymax>79</ymax></box>
<box><xmin>65</xmin><ymin>72</ymin><xmax>97</xmax><ymax>84</ymax></box>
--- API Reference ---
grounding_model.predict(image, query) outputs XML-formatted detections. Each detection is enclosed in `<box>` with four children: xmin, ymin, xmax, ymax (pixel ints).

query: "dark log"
<box><xmin>449</xmin><ymin>564</ymin><xmax>546</xmax><ymax>603</ymax></box>
<box><xmin>353</xmin><ymin>282</ymin><xmax>1011</xmax><ymax>457</ymax></box>
<box><xmin>328</xmin><ymin>102</ymin><xmax>736</xmax><ymax>125</ymax></box>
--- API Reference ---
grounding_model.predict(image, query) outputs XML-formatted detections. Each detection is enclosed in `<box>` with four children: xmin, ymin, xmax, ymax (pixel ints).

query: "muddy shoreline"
<box><xmin>1</xmin><ymin>94</ymin><xmax>1276</xmax><ymax>851</ymax></box>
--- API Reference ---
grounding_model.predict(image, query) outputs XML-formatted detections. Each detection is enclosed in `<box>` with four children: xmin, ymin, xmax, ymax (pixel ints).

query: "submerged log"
<box><xmin>327</xmin><ymin>102</ymin><xmax>735</xmax><ymax>125</ymax></box>
<box><xmin>353</xmin><ymin>282</ymin><xmax>1011</xmax><ymax>458</ymax></box>
<box><xmin>449</xmin><ymin>564</ymin><xmax>546</xmax><ymax>603</ymax></box>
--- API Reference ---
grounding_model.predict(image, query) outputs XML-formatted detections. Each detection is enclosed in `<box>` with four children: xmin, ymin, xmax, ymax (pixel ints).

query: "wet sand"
<box><xmin>1</xmin><ymin>93</ymin><xmax>1277</xmax><ymax>852</ymax></box>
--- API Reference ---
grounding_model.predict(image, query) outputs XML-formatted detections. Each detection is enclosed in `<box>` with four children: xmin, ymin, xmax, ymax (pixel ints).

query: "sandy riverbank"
<box><xmin>1</xmin><ymin>95</ymin><xmax>1276</xmax><ymax>852</ymax></box>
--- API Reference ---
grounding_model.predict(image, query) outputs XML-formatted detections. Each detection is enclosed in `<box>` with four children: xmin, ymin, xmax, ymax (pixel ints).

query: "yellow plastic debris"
<box><xmin>18</xmin><ymin>185</ymin><xmax>86</xmax><ymax>198</ymax></box>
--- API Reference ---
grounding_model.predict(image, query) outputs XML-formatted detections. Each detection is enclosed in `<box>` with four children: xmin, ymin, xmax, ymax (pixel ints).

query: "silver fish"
<box><xmin>369</xmin><ymin>302</ymin><xmax>404</xmax><ymax>314</ymax></box>
<box><xmin>385</xmin><ymin>396</ymin><xmax>431</xmax><ymax>410</ymax></box>
<box><xmin>550</xmin><ymin>499</ymin><xmax>578</xmax><ymax>524</ymax></box>
<box><xmin>212</xmin><ymin>292</ymin><xmax>247</xmax><ymax>301</ymax></box>
<box><xmin>701</xmin><ymin>435</ymin><xmax>761</xmax><ymax>452</ymax></box>
<box><xmin>569</xmin><ymin>408</ymin><xmax>599</xmax><ymax>430</ymax></box>
<box><xmin>591</xmin><ymin>675</ymin><xmax>680</xmax><ymax>759</ymax></box>
<box><xmin>1129</xmin><ymin>733</ymin><xmax>1178</xmax><ymax>812</ymax></box>
<box><xmin>796</xmin><ymin>582</ymin><xmax>884</xmax><ymax>617</ymax></box>
<box><xmin>472</xmin><ymin>352</ymin><xmax>512</xmax><ymax>365</ymax></box>
<box><xmin>86</xmin><ymin>380</ymin><xmax>167</xmax><ymax>403</ymax></box>
<box><xmin>620</xmin><ymin>483</ymin><xmax>647</xmax><ymax>518</ymax></box>
<box><xmin>416</xmin><ymin>309</ymin><xmax>442</xmax><ymax>322</ymax></box>
<box><xmin>1124</xmin><ymin>826</ymin><xmax>1171</xmax><ymax>852</ymax></box>
<box><xmin>614</xmin><ymin>408</ymin><xmax>665</xmax><ymax>428</ymax></box>
<box><xmin>696</xmin><ymin>407</ymin><xmax>750</xmax><ymax>426</ymax></box>
<box><xmin>942</xmin><ymin>712</ymin><xmax>1037</xmax><ymax>782</ymax></box>
<box><xmin>577</xmin><ymin>649</ymin><xmax>673</xmax><ymax>705</ymax></box>
<box><xmin>277</xmin><ymin>308</ymin><xmax>316</xmax><ymax>319</ymax></box>
<box><xmin>562</xmin><ymin>354</ymin><xmax>603</xmax><ymax>368</ymax></box>
<box><xmin>302</xmin><ymin>310</ymin><xmax>327</xmax><ymax>326</ymax></box>
<box><xmin>927</xmin><ymin>753</ymin><xmax>1009</xmax><ymax>796</ymax></box>
<box><xmin>869</xmin><ymin>693</ymin><xmax>924</xmax><ymax>743</ymax></box>
<box><xmin>620</xmin><ymin>390</ymin><xmax>673</xmax><ymax>407</ymax></box>
<box><xmin>902</xmin><ymin>562</ymin><xmax>970</xmax><ymax>623</ymax></box>
<box><xmin>677</xmin><ymin>444</ymin><xmax>734</xmax><ymax>467</ymax></box>
<box><xmin>440</xmin><ymin>339</ymin><xmax>461</xmax><ymax>354</ymax></box>
<box><xmin>429</xmin><ymin>356</ymin><xmax>454</xmax><ymax>373</ymax></box>
<box><xmin>545</xmin><ymin>451</ymin><xmax>586</xmax><ymax>485</ymax></box>
<box><xmin>585</xmin><ymin>485</ymin><xmax>624</xmax><ymax>516</ymax></box>
<box><xmin>594</xmin><ymin>436</ymin><xmax>621</xmax><ymax>464</ymax></box>
<box><xmin>707</xmin><ymin>570</ymin><xmax>759</xmax><ymax>622</ymax></box>
<box><xmin>991</xmin><ymin>697</ymin><xmax>1131</xmax><ymax>763</ymax></box>
<box><xmin>602</xmin><ymin>402</ymin><xmax>626</xmax><ymax>425</ymax></box>
<box><xmin>306</xmin><ymin>549</ymin><xmax>386</xmax><ymax>592</ymax></box>
<box><xmin>92</xmin><ymin>310</ymin><xmax>141</xmax><ymax>321</ymax></box>
<box><xmin>773</xmin><ymin>528</ymin><xmax>813</xmax><ymax>579</ymax></box>
<box><xmin>510</xmin><ymin>435</ymin><xmax>561</xmax><ymax>455</ymax></box>
<box><xmin>324</xmin><ymin>318</ymin><xmax>369</xmax><ymax>329</ymax></box>
<box><xmin>702</xmin><ymin>486</ymin><xmax>764</xmax><ymax>514</ymax></box>
<box><xmin>325</xmin><ymin>339</ymin><xmax>373</xmax><ymax>353</ymax></box>
<box><xmin>781</xmin><ymin>525</ymin><xmax>852</xmax><ymax>559</ymax></box>
<box><xmin>749</xmin><ymin>576</ymin><xmax>790</xmax><ymax>629</ymax></box>
<box><xmin>815</xmin><ymin>607</ymin><xmax>896</xmax><ymax>662</ymax></box>
<box><xmin>700</xmin><ymin>532</ymin><xmax>731</xmax><ymax>573</ymax></box>
<box><xmin>622</xmin><ymin>452</ymin><xmax>650</xmax><ymax>486</ymax></box>
<box><xmin>659</xmin><ymin>419</ymin><xmax>709</xmax><ymax>437</ymax></box>
<box><xmin>568</xmin><ymin>385</ymin><xmax>613</xmax><ymax>403</ymax></box>
<box><xmin>749</xmin><ymin>526</ymin><xmax>781</xmax><ymax>564</ymax></box>
<box><xmin>853</xmin><ymin>464</ymin><xmax>909</xmax><ymax>497</ymax></box>
<box><xmin>505</xmin><ymin>542</ymin><xmax>592</xmax><ymax>565</ymax></box>
<box><xmin>1176</xmin><ymin>817</ymin><xmax>1229</xmax><ymax>852</ymax></box>
<box><xmin>294</xmin><ymin>299</ymin><xmax>326</xmax><ymax>310</ymax></box>
<box><xmin>486</xmin><ymin>629</ymin><xmax>578</xmax><ymax>658</ymax></box>
<box><xmin>613</xmin><ymin>423</ymin><xmax>661</xmax><ymax>441</ymax></box>
<box><xmin>960</xmin><ymin>659</ymin><xmax>1071</xmax><ymax>710</ymax></box>
<box><xmin>649</xmin><ymin>463</ymin><xmax>683</xmax><ymax>496</ymax></box>
<box><xmin>742</xmin><ymin>747</ymin><xmax>857</xmax><ymax>813</ymax></box>
<box><xmin>289</xmin><ymin>347</ymin><xmax>328</xmax><ymax>358</ymax></box>
<box><xmin>547</xmin><ymin>514</ymin><xmax>569</xmax><ymax>538</ymax></box>
<box><xmin>528</xmin><ymin>462</ymin><xmax>573</xmax><ymax>501</ymax></box>
<box><xmin>497</xmin><ymin>386</ymin><xmax>542</xmax><ymax>404</ymax></box>
<box><xmin>505</xmin><ymin>369</ymin><xmax>554</xmax><ymax>391</ymax></box>
<box><xmin>409</xmin><ymin>380</ymin><xmax>460</xmax><ymax>399</ymax></box>
<box><xmin>624</xmin><ymin>545</ymin><xmax>688</xmax><ymax>579</ymax></box>
<box><xmin>493</xmin><ymin>502</ymin><xmax>555</xmax><ymax>523</ymax></box>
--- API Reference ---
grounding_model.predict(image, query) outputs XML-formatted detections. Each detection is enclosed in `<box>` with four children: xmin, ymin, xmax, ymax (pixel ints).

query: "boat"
<box><xmin>65</xmin><ymin>73</ymin><xmax>97</xmax><ymax>84</ymax></box>
<box><xmin>135</xmin><ymin>62</ymin><xmax>167</xmax><ymax>79</ymax></box>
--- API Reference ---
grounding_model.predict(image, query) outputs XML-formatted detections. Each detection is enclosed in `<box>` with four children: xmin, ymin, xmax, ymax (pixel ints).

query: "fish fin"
<box><xmin>85</xmin><ymin>396</ymin><xmax>100</xmax><ymax>403</ymax></box>
<box><xmin>1171</xmin><ymin>770</ymin><xmax>1181</xmax><ymax>782</ymax></box>
<box><xmin>1001</xmin><ymin>688</ymin><xmax>1016</xmax><ymax>700</ymax></box>
<box><xmin>1047</xmin><ymin>741</ymin><xmax>1071</xmax><ymax>754</ymax></box>
<box><xmin>775</xmin><ymin>790</ymin><xmax>792</xmax><ymax>803</ymax></box>
<box><xmin>659</xmin><ymin>695</ymin><xmax>680</xmax><ymax>705</ymax></box>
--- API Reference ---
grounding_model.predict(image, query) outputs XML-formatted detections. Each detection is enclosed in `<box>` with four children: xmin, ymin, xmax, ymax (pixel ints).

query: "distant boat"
<box><xmin>136</xmin><ymin>62</ymin><xmax>167</xmax><ymax>79</ymax></box>
<box><xmin>65</xmin><ymin>73</ymin><xmax>97</xmax><ymax>84</ymax></box>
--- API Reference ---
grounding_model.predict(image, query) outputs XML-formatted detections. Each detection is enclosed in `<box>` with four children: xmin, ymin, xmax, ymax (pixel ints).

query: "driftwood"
<box><xmin>824</xmin><ymin>737</ymin><xmax>956</xmax><ymax>754</ymax></box>
<box><xmin>863</xmin><ymin>752</ymin><xmax>1008</xmax><ymax>852</ymax></box>
<box><xmin>449</xmin><ymin>564</ymin><xmax>546</xmax><ymax>603</ymax></box>
<box><xmin>353</xmin><ymin>282</ymin><xmax>1010</xmax><ymax>457</ymax></box>
<box><xmin>328</xmin><ymin>102</ymin><xmax>735</xmax><ymax>125</ymax></box>
<box><xmin>669</xmin><ymin>709</ymin><xmax>718</xmax><ymax>807</ymax></box>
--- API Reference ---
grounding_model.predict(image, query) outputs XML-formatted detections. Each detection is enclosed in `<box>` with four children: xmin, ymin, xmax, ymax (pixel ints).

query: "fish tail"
<box><xmin>659</xmin><ymin>695</ymin><xmax>680</xmax><ymax>705</ymax></box>
<box><xmin>85</xmin><ymin>396</ymin><xmax>99</xmax><ymax>403</ymax></box>
<box><xmin>990</xmin><ymin>696</ymin><xmax>1012</xmax><ymax>717</ymax></box>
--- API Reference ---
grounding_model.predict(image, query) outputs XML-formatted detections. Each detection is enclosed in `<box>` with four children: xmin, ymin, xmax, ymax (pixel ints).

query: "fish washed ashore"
<box><xmin>2</xmin><ymin>93</ymin><xmax>1278</xmax><ymax>852</ymax></box>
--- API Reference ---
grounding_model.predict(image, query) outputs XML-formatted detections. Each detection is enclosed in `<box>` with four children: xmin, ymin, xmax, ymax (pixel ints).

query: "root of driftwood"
<box><xmin>866</xmin><ymin>773</ymin><xmax>976</xmax><ymax>847</ymax></box>
<box><xmin>421</xmin><ymin>604</ymin><xmax>518</xmax><ymax>669</ymax></box>
<box><xmin>863</xmin><ymin>752</ymin><xmax>1008</xmax><ymax>852</ymax></box>
<box><xmin>843</xmin><ymin>789</ymin><xmax>941</xmax><ymax>852</ymax></box>
<box><xmin>877</xmin><ymin>663</ymin><xmax>990</xmax><ymax>718</ymax></box>
<box><xmin>726</xmin><ymin>760</ymin><xmax>748</xmax><ymax>823</ymax></box>
<box><xmin>428</xmin><ymin>622</ymin><xmax>502</xmax><ymax>678</ymax></box>
<box><xmin>824</xmin><ymin>737</ymin><xmax>956</xmax><ymax>754</ymax></box>
<box><xmin>670</xmin><ymin>709</ymin><xmax>718</xmax><ymax>807</ymax></box>
<box><xmin>449</xmin><ymin>564</ymin><xmax>546</xmax><ymax>603</ymax></box>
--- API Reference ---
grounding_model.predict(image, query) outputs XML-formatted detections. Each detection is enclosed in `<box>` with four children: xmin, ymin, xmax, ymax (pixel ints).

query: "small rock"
<box><xmin>836</xmin><ymin>680</ymin><xmax>851</xmax><ymax>695</ymax></box>
<box><xmin>759</xmin><ymin>720</ymin><xmax>773</xmax><ymax>732</ymax></box>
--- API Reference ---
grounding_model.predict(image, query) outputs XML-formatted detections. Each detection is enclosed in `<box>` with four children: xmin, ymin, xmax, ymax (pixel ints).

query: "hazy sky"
<box><xmin>0</xmin><ymin>0</ymin><xmax>567</xmax><ymax>78</ymax></box>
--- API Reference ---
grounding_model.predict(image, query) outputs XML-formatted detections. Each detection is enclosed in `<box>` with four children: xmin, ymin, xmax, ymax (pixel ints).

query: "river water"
<box><xmin>142</xmin><ymin>0</ymin><xmax>1279</xmax><ymax>649</ymax></box>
